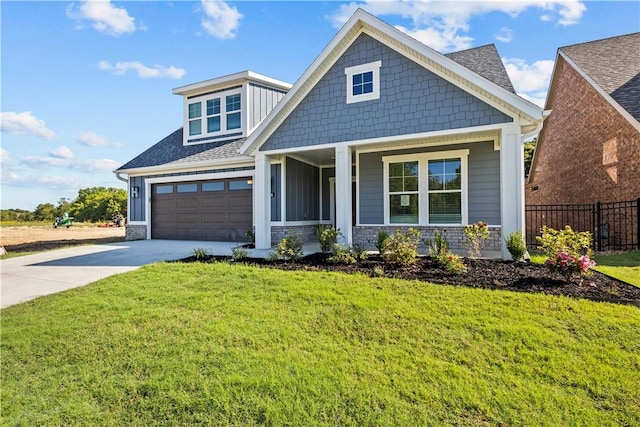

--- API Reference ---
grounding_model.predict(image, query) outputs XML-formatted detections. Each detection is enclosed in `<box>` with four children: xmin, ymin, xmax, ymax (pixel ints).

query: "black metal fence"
<box><xmin>525</xmin><ymin>199</ymin><xmax>640</xmax><ymax>252</ymax></box>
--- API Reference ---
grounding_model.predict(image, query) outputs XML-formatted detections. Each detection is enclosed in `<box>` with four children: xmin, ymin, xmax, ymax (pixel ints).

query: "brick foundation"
<box><xmin>125</xmin><ymin>224</ymin><xmax>147</xmax><ymax>241</ymax></box>
<box><xmin>271</xmin><ymin>225</ymin><xmax>319</xmax><ymax>243</ymax></box>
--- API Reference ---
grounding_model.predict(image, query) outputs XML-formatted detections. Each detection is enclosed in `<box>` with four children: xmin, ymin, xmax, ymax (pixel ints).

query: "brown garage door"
<box><xmin>151</xmin><ymin>178</ymin><xmax>252</xmax><ymax>241</ymax></box>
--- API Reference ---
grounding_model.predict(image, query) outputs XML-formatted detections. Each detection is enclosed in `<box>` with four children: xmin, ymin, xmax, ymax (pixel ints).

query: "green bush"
<box><xmin>191</xmin><ymin>248</ymin><xmax>211</xmax><ymax>261</ymax></box>
<box><xmin>445</xmin><ymin>253</ymin><xmax>468</xmax><ymax>275</ymax></box>
<box><xmin>245</xmin><ymin>228</ymin><xmax>255</xmax><ymax>246</ymax></box>
<box><xmin>425</xmin><ymin>229</ymin><xmax>449</xmax><ymax>265</ymax></box>
<box><xmin>375</xmin><ymin>230</ymin><xmax>389</xmax><ymax>254</ymax></box>
<box><xmin>463</xmin><ymin>221</ymin><xmax>490</xmax><ymax>258</ymax></box>
<box><xmin>317</xmin><ymin>225</ymin><xmax>341</xmax><ymax>253</ymax></box>
<box><xmin>505</xmin><ymin>231</ymin><xmax>527</xmax><ymax>262</ymax></box>
<box><xmin>274</xmin><ymin>233</ymin><xmax>304</xmax><ymax>261</ymax></box>
<box><xmin>327</xmin><ymin>243</ymin><xmax>368</xmax><ymax>265</ymax></box>
<box><xmin>231</xmin><ymin>247</ymin><xmax>249</xmax><ymax>261</ymax></box>
<box><xmin>381</xmin><ymin>228</ymin><xmax>421</xmax><ymax>265</ymax></box>
<box><xmin>536</xmin><ymin>226</ymin><xmax>596</xmax><ymax>279</ymax></box>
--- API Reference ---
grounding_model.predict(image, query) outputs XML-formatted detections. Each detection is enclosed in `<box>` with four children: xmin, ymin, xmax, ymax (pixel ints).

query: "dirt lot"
<box><xmin>1</xmin><ymin>225</ymin><xmax>126</xmax><ymax>253</ymax></box>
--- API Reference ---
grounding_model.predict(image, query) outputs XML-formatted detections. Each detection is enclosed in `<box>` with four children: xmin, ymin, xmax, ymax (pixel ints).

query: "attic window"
<box><xmin>345</xmin><ymin>60</ymin><xmax>381</xmax><ymax>104</ymax></box>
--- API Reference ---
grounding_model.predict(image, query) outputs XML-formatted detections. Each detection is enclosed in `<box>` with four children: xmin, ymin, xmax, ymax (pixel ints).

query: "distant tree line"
<box><xmin>1</xmin><ymin>187</ymin><xmax>127</xmax><ymax>223</ymax></box>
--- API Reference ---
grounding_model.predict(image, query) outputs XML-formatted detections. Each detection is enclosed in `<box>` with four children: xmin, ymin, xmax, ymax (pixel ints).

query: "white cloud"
<box><xmin>2</xmin><ymin>172</ymin><xmax>82</xmax><ymax>190</ymax></box>
<box><xmin>50</xmin><ymin>146</ymin><xmax>74</xmax><ymax>160</ymax></box>
<box><xmin>22</xmin><ymin>155</ymin><xmax>121</xmax><ymax>173</ymax></box>
<box><xmin>0</xmin><ymin>111</ymin><xmax>56</xmax><ymax>139</ymax></box>
<box><xmin>200</xmin><ymin>0</ymin><xmax>243</xmax><ymax>39</ymax></box>
<box><xmin>1</xmin><ymin>148</ymin><xmax>15</xmax><ymax>166</ymax></box>
<box><xmin>494</xmin><ymin>27</ymin><xmax>513</xmax><ymax>43</ymax></box>
<box><xmin>77</xmin><ymin>131</ymin><xmax>111</xmax><ymax>147</ymax></box>
<box><xmin>328</xmin><ymin>1</ymin><xmax>586</xmax><ymax>53</ymax></box>
<box><xmin>98</xmin><ymin>60</ymin><xmax>186</xmax><ymax>79</ymax></box>
<box><xmin>503</xmin><ymin>58</ymin><xmax>555</xmax><ymax>107</ymax></box>
<box><xmin>67</xmin><ymin>0</ymin><xmax>137</xmax><ymax>36</ymax></box>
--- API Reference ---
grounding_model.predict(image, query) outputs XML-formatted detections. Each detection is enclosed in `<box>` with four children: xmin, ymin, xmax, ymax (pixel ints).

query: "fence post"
<box><xmin>596</xmin><ymin>201</ymin><xmax>601</xmax><ymax>252</ymax></box>
<box><xmin>637</xmin><ymin>198</ymin><xmax>640</xmax><ymax>249</ymax></box>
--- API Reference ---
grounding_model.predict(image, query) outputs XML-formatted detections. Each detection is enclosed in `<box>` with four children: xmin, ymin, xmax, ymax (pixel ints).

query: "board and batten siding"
<box><xmin>358</xmin><ymin>141</ymin><xmax>501</xmax><ymax>225</ymax></box>
<box><xmin>248</xmin><ymin>83</ymin><xmax>287</xmax><ymax>131</ymax></box>
<box><xmin>285</xmin><ymin>157</ymin><xmax>320</xmax><ymax>221</ymax></box>
<box><xmin>260</xmin><ymin>33</ymin><xmax>512</xmax><ymax>152</ymax></box>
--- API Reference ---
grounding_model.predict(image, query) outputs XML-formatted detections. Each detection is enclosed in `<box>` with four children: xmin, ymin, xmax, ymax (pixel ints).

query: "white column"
<box><xmin>254</xmin><ymin>153</ymin><xmax>271</xmax><ymax>249</ymax></box>
<box><xmin>335</xmin><ymin>144</ymin><xmax>352</xmax><ymax>244</ymax></box>
<box><xmin>500</xmin><ymin>124</ymin><xmax>525</xmax><ymax>259</ymax></box>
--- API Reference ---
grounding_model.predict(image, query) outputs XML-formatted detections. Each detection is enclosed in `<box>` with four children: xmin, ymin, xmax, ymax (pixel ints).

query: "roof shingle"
<box><xmin>560</xmin><ymin>33</ymin><xmax>640</xmax><ymax>121</ymax></box>
<box><xmin>446</xmin><ymin>44</ymin><xmax>516</xmax><ymax>94</ymax></box>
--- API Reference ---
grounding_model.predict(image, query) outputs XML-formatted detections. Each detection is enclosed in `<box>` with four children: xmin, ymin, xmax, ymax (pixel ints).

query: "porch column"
<box><xmin>500</xmin><ymin>124</ymin><xmax>525</xmax><ymax>259</ymax></box>
<box><xmin>335</xmin><ymin>144</ymin><xmax>352</xmax><ymax>244</ymax></box>
<box><xmin>254</xmin><ymin>153</ymin><xmax>271</xmax><ymax>249</ymax></box>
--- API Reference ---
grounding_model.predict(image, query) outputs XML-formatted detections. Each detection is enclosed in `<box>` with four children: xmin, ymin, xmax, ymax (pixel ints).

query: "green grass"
<box><xmin>0</xmin><ymin>250</ymin><xmax>39</xmax><ymax>260</ymax></box>
<box><xmin>2</xmin><ymin>262</ymin><xmax>639</xmax><ymax>426</ymax></box>
<box><xmin>593</xmin><ymin>250</ymin><xmax>640</xmax><ymax>287</ymax></box>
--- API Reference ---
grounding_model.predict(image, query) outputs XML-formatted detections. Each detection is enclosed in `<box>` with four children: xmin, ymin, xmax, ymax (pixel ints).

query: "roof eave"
<box><xmin>114</xmin><ymin>155</ymin><xmax>255</xmax><ymax>176</ymax></box>
<box><xmin>173</xmin><ymin>71</ymin><xmax>292</xmax><ymax>97</ymax></box>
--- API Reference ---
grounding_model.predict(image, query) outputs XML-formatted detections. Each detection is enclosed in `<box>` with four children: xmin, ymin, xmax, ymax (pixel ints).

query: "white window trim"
<box><xmin>382</xmin><ymin>150</ymin><xmax>469</xmax><ymax>226</ymax></box>
<box><xmin>345</xmin><ymin>60</ymin><xmax>381</xmax><ymax>104</ymax></box>
<box><xmin>183</xmin><ymin>87</ymin><xmax>244</xmax><ymax>143</ymax></box>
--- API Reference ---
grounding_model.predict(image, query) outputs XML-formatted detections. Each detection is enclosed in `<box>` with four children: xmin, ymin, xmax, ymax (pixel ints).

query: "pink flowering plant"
<box><xmin>536</xmin><ymin>225</ymin><xmax>596</xmax><ymax>279</ymax></box>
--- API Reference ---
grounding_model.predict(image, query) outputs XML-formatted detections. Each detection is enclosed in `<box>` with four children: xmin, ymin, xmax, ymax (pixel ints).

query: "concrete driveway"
<box><xmin>0</xmin><ymin>240</ymin><xmax>245</xmax><ymax>309</ymax></box>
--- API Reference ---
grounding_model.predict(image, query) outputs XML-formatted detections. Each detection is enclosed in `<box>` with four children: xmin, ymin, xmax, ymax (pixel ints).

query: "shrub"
<box><xmin>375</xmin><ymin>230</ymin><xmax>389</xmax><ymax>254</ymax></box>
<box><xmin>191</xmin><ymin>247</ymin><xmax>211</xmax><ymax>261</ymax></box>
<box><xmin>327</xmin><ymin>243</ymin><xmax>368</xmax><ymax>265</ymax></box>
<box><xmin>317</xmin><ymin>225</ymin><xmax>341</xmax><ymax>253</ymax></box>
<box><xmin>381</xmin><ymin>228</ymin><xmax>421</xmax><ymax>265</ymax></box>
<box><xmin>505</xmin><ymin>231</ymin><xmax>527</xmax><ymax>262</ymax></box>
<box><xmin>536</xmin><ymin>226</ymin><xmax>596</xmax><ymax>279</ymax></box>
<box><xmin>231</xmin><ymin>247</ymin><xmax>249</xmax><ymax>261</ymax></box>
<box><xmin>536</xmin><ymin>225</ymin><xmax>592</xmax><ymax>258</ymax></box>
<box><xmin>425</xmin><ymin>229</ymin><xmax>449</xmax><ymax>265</ymax></box>
<box><xmin>463</xmin><ymin>221</ymin><xmax>490</xmax><ymax>258</ymax></box>
<box><xmin>245</xmin><ymin>228</ymin><xmax>255</xmax><ymax>246</ymax></box>
<box><xmin>426</xmin><ymin>230</ymin><xmax>467</xmax><ymax>274</ymax></box>
<box><xmin>274</xmin><ymin>233</ymin><xmax>304</xmax><ymax>261</ymax></box>
<box><xmin>444</xmin><ymin>253</ymin><xmax>468</xmax><ymax>275</ymax></box>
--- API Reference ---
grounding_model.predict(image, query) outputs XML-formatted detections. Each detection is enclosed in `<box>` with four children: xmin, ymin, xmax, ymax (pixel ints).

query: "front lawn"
<box><xmin>2</xmin><ymin>262</ymin><xmax>639</xmax><ymax>426</ymax></box>
<box><xmin>594</xmin><ymin>250</ymin><xmax>640</xmax><ymax>287</ymax></box>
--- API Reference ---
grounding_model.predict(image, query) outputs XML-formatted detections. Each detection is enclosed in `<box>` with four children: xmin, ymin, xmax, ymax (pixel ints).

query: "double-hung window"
<box><xmin>188</xmin><ymin>102</ymin><xmax>202</xmax><ymax>136</ymax></box>
<box><xmin>344</xmin><ymin>61</ymin><xmax>381</xmax><ymax>104</ymax></box>
<box><xmin>226</xmin><ymin>94</ymin><xmax>241</xmax><ymax>130</ymax></box>
<box><xmin>383</xmin><ymin>150</ymin><xmax>468</xmax><ymax>225</ymax></box>
<box><xmin>206</xmin><ymin>98</ymin><xmax>221</xmax><ymax>133</ymax></box>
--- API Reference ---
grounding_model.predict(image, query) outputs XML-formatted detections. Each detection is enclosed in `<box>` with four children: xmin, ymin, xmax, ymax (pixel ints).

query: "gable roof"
<box><xmin>559</xmin><ymin>32</ymin><xmax>640</xmax><ymax>123</ymax></box>
<box><xmin>445</xmin><ymin>44</ymin><xmax>516</xmax><ymax>94</ymax></box>
<box><xmin>241</xmin><ymin>8</ymin><xmax>543</xmax><ymax>156</ymax></box>
<box><xmin>116</xmin><ymin>128</ymin><xmax>251</xmax><ymax>174</ymax></box>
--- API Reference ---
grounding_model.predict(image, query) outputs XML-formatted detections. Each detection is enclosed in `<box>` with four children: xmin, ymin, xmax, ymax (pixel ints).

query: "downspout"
<box><xmin>522</xmin><ymin>110</ymin><xmax>551</xmax><ymax>140</ymax></box>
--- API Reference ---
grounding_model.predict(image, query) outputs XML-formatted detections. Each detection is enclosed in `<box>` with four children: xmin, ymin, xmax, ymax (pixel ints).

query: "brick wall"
<box><xmin>125</xmin><ymin>224</ymin><xmax>146</xmax><ymax>241</ymax></box>
<box><xmin>271</xmin><ymin>225</ymin><xmax>318</xmax><ymax>243</ymax></box>
<box><xmin>526</xmin><ymin>56</ymin><xmax>640</xmax><ymax>204</ymax></box>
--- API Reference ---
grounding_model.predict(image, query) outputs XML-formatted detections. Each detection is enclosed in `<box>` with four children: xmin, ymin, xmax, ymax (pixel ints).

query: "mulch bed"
<box><xmin>181</xmin><ymin>253</ymin><xmax>640</xmax><ymax>306</ymax></box>
<box><xmin>3</xmin><ymin>237</ymin><xmax>125</xmax><ymax>253</ymax></box>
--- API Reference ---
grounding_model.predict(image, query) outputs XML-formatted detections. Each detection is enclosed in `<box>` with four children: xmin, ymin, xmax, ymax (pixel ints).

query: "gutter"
<box><xmin>114</xmin><ymin>172</ymin><xmax>128</xmax><ymax>183</ymax></box>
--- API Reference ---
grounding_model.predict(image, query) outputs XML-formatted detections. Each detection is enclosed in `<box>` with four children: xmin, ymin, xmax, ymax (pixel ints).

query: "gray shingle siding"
<box><xmin>260</xmin><ymin>34</ymin><xmax>512</xmax><ymax>152</ymax></box>
<box><xmin>357</xmin><ymin>141</ymin><xmax>500</xmax><ymax>225</ymax></box>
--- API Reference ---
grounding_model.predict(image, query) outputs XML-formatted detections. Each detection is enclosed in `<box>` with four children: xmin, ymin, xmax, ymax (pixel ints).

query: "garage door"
<box><xmin>151</xmin><ymin>178</ymin><xmax>252</xmax><ymax>241</ymax></box>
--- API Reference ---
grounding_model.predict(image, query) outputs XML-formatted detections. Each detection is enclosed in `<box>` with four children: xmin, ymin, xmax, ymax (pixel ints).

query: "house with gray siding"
<box><xmin>116</xmin><ymin>9</ymin><xmax>546</xmax><ymax>259</ymax></box>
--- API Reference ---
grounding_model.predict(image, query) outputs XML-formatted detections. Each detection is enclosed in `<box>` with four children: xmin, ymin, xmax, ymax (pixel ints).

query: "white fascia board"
<box><xmin>559</xmin><ymin>51</ymin><xmax>640</xmax><ymax>133</ymax></box>
<box><xmin>173</xmin><ymin>70</ymin><xmax>292</xmax><ymax>97</ymax></box>
<box><xmin>241</xmin><ymin>9</ymin><xmax>543</xmax><ymax>156</ymax></box>
<box><xmin>116</xmin><ymin>157</ymin><xmax>255</xmax><ymax>176</ymax></box>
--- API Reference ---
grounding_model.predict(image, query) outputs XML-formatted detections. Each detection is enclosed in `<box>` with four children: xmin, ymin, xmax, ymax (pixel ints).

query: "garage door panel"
<box><xmin>151</xmin><ymin>179</ymin><xmax>252</xmax><ymax>242</ymax></box>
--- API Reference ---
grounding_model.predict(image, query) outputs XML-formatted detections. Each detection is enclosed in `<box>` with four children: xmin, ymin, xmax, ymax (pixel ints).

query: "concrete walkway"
<box><xmin>0</xmin><ymin>239</ymin><xmax>319</xmax><ymax>309</ymax></box>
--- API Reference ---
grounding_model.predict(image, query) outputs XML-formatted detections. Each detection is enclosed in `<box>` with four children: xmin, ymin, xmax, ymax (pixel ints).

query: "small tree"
<box><xmin>463</xmin><ymin>221</ymin><xmax>490</xmax><ymax>258</ymax></box>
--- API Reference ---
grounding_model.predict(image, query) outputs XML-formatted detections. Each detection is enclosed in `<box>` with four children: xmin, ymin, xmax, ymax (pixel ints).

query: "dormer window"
<box><xmin>345</xmin><ymin>60</ymin><xmax>381</xmax><ymax>104</ymax></box>
<box><xmin>226</xmin><ymin>94</ymin><xmax>241</xmax><ymax>130</ymax></box>
<box><xmin>188</xmin><ymin>102</ymin><xmax>202</xmax><ymax>136</ymax></box>
<box><xmin>206</xmin><ymin>98</ymin><xmax>221</xmax><ymax>132</ymax></box>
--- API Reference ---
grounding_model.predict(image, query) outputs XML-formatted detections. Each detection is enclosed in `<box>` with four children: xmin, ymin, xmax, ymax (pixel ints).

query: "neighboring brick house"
<box><xmin>527</xmin><ymin>33</ymin><xmax>640</xmax><ymax>205</ymax></box>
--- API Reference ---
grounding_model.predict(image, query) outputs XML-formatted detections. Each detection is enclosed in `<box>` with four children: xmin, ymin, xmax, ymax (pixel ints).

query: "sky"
<box><xmin>1</xmin><ymin>1</ymin><xmax>639</xmax><ymax>210</ymax></box>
